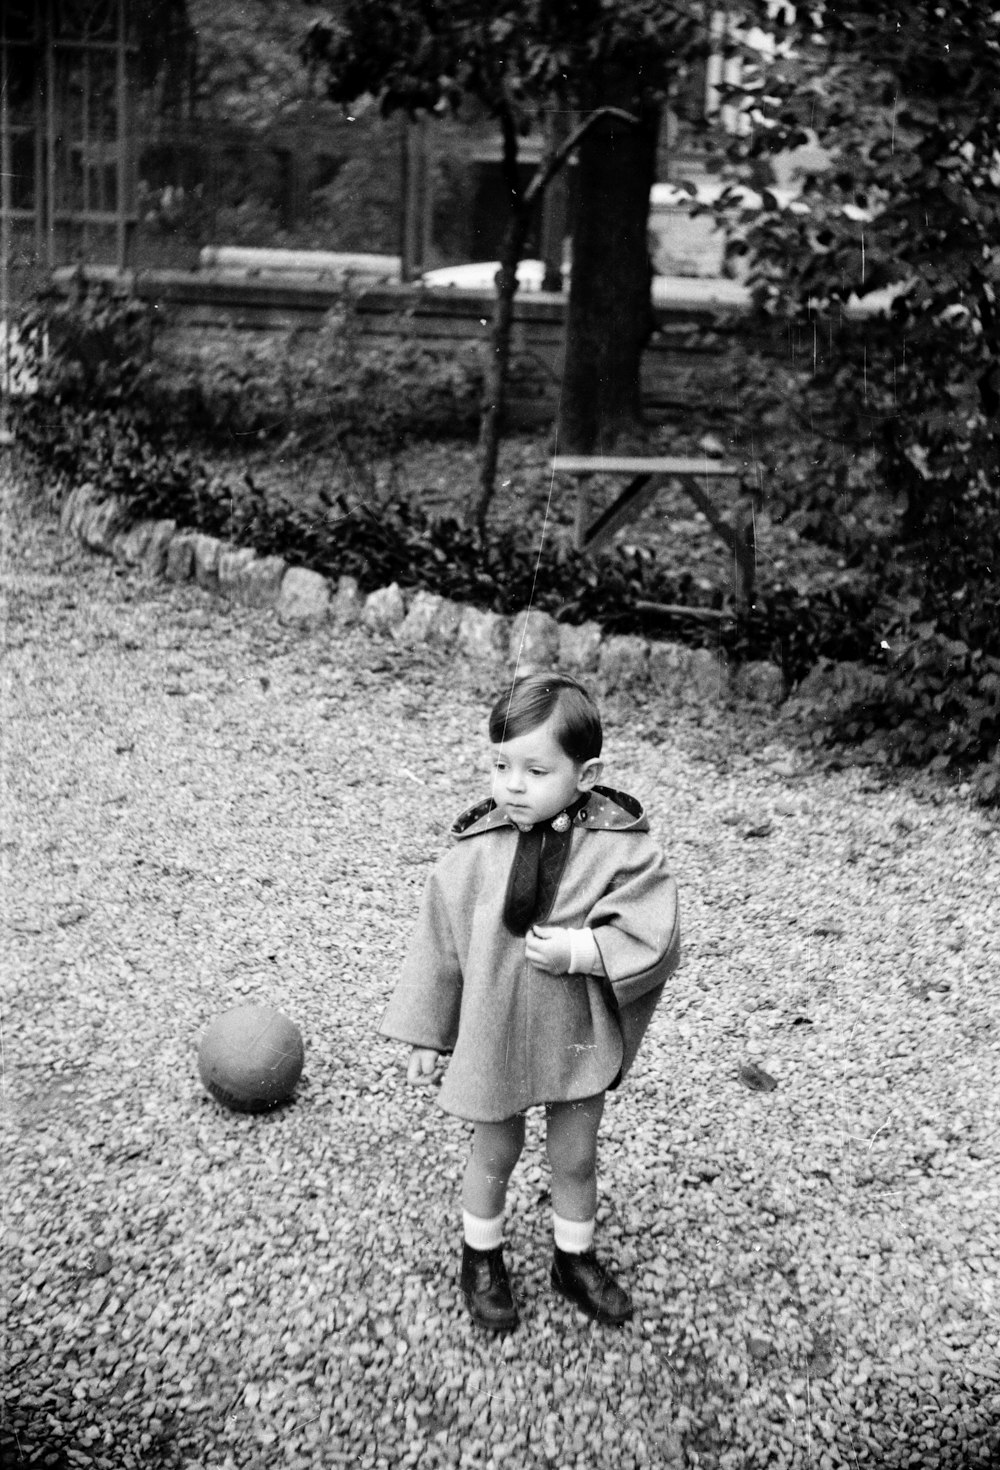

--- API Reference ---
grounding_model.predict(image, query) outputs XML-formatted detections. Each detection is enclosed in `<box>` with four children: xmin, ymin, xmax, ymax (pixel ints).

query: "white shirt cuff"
<box><xmin>568</xmin><ymin>927</ymin><xmax>604</xmax><ymax>976</ymax></box>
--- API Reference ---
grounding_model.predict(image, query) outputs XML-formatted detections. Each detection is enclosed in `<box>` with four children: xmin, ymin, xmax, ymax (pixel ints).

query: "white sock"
<box><xmin>552</xmin><ymin>1212</ymin><xmax>595</xmax><ymax>1254</ymax></box>
<box><xmin>463</xmin><ymin>1210</ymin><xmax>504</xmax><ymax>1251</ymax></box>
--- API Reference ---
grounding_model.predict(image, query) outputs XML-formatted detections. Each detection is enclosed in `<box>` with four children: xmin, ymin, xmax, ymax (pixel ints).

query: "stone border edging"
<box><xmin>57</xmin><ymin>481</ymin><xmax>786</xmax><ymax>705</ymax></box>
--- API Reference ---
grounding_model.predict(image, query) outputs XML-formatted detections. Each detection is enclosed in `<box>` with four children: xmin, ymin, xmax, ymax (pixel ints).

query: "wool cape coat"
<box><xmin>380</xmin><ymin>785</ymin><xmax>681</xmax><ymax>1123</ymax></box>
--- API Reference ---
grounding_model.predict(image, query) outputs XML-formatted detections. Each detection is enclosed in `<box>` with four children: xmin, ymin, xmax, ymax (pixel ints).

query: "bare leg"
<box><xmin>545</xmin><ymin>1092</ymin><xmax>631</xmax><ymax>1322</ymax></box>
<box><xmin>545</xmin><ymin>1092</ymin><xmax>605</xmax><ymax>1221</ymax></box>
<box><xmin>461</xmin><ymin>1114</ymin><xmax>526</xmax><ymax>1220</ymax></box>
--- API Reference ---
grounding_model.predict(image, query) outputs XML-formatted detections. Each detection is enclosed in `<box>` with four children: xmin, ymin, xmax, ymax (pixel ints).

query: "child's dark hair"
<box><xmin>488</xmin><ymin>672</ymin><xmax>602</xmax><ymax>763</ymax></box>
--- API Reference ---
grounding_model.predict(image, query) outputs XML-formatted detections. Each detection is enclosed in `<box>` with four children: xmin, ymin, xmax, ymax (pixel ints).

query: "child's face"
<box><xmin>490</xmin><ymin>714</ymin><xmax>600</xmax><ymax>826</ymax></box>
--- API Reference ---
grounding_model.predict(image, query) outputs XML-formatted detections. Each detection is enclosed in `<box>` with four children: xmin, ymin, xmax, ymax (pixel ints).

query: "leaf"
<box><xmin>737</xmin><ymin>1062</ymin><xmax>778</xmax><ymax>1093</ymax></box>
<box><xmin>82</xmin><ymin>1247</ymin><xmax>112</xmax><ymax>1278</ymax></box>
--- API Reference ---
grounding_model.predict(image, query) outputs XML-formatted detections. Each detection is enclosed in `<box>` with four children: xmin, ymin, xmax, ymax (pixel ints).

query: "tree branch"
<box><xmin>498</xmin><ymin>104</ymin><xmax>523</xmax><ymax>205</ymax></box>
<box><xmin>524</xmin><ymin>105</ymin><xmax>640</xmax><ymax>207</ymax></box>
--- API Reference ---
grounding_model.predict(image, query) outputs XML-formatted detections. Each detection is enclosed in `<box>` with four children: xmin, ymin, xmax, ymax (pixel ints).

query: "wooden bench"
<box><xmin>550</xmin><ymin>454</ymin><xmax>756</xmax><ymax>613</ymax></box>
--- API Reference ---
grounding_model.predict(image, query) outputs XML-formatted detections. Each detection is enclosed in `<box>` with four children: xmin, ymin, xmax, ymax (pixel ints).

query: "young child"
<box><xmin>380</xmin><ymin>672</ymin><xmax>680</xmax><ymax>1332</ymax></box>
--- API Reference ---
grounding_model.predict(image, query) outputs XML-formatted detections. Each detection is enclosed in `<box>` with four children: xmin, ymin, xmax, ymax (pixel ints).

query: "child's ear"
<box><xmin>577</xmin><ymin>758</ymin><xmax>603</xmax><ymax>792</ymax></box>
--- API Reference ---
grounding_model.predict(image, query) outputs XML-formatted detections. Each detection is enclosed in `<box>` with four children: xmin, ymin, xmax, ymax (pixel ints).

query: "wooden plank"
<box><xmin>635</xmin><ymin>601</ymin><xmax>735</xmax><ymax>623</ymax></box>
<box><xmin>551</xmin><ymin>455</ymin><xmax>740</xmax><ymax>476</ymax></box>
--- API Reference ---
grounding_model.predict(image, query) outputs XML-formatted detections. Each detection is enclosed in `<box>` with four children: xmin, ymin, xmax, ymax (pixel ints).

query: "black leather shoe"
<box><xmin>551</xmin><ymin>1247</ymin><xmax>633</xmax><ymax>1324</ymax></box>
<box><xmin>461</xmin><ymin>1243</ymin><xmax>519</xmax><ymax>1332</ymax></box>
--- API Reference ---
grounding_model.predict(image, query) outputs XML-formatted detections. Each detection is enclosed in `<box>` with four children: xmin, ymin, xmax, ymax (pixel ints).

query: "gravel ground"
<box><xmin>2</xmin><ymin>460</ymin><xmax>999</xmax><ymax>1470</ymax></box>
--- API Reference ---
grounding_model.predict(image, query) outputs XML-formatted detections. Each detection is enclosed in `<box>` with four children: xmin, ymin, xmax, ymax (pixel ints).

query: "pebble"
<box><xmin>3</xmin><ymin>467</ymin><xmax>999</xmax><ymax>1470</ymax></box>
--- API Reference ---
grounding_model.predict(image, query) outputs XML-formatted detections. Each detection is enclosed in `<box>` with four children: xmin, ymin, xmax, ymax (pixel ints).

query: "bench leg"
<box><xmin>574</xmin><ymin>477</ymin><xmax>593</xmax><ymax>551</ymax></box>
<box><xmin>576</xmin><ymin>474</ymin><xmax>658</xmax><ymax>554</ymax></box>
<box><xmin>732</xmin><ymin>496</ymin><xmax>756</xmax><ymax>615</ymax></box>
<box><xmin>671</xmin><ymin>475</ymin><xmax>756</xmax><ymax>615</ymax></box>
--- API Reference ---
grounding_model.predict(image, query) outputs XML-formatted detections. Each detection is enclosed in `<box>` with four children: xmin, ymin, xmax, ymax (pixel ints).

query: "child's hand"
<box><xmin>525</xmin><ymin>925</ymin><xmax>573</xmax><ymax>975</ymax></box>
<box><xmin>406</xmin><ymin>1047</ymin><xmax>440</xmax><ymax>1086</ymax></box>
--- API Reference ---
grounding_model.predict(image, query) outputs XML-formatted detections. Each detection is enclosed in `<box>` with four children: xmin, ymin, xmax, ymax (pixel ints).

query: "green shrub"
<box><xmin>16</xmin><ymin>275</ymin><xmax>484</xmax><ymax>457</ymax></box>
<box><xmin>701</xmin><ymin>2</ymin><xmax>1000</xmax><ymax>799</ymax></box>
<box><xmin>13</xmin><ymin>399</ymin><xmax>237</xmax><ymax>538</ymax></box>
<box><xmin>149</xmin><ymin>306</ymin><xmax>484</xmax><ymax>451</ymax></box>
<box><xmin>16</xmin><ymin>272</ymin><xmax>156</xmax><ymax>408</ymax></box>
<box><xmin>216</xmin><ymin>468</ymin><xmax>885</xmax><ymax>677</ymax></box>
<box><xmin>13</xmin><ymin>380</ymin><xmax>879</xmax><ymax>681</ymax></box>
<box><xmin>802</xmin><ymin>626</ymin><xmax>1000</xmax><ymax>801</ymax></box>
<box><xmin>705</xmin><ymin>314</ymin><xmax>1000</xmax><ymax>798</ymax></box>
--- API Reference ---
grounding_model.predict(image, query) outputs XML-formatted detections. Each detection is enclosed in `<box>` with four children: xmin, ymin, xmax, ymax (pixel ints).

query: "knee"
<box><xmin>474</xmin><ymin>1121</ymin><xmax>524</xmax><ymax>1179</ymax></box>
<box><xmin>546</xmin><ymin>1126</ymin><xmax>597</xmax><ymax>1184</ymax></box>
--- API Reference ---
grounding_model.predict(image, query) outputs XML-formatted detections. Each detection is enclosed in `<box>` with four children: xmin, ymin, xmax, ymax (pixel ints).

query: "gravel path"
<box><xmin>3</xmin><ymin>462</ymin><xmax>999</xmax><ymax>1470</ymax></box>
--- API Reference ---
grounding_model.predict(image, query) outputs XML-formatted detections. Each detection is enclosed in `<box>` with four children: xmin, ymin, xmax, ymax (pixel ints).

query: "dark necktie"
<box><xmin>502</xmin><ymin>796</ymin><xmax>591</xmax><ymax>936</ymax></box>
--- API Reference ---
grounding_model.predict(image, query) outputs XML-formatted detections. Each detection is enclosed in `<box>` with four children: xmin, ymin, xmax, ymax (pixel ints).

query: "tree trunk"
<box><xmin>471</xmin><ymin>211</ymin><xmax>531</xmax><ymax>533</ymax></box>
<box><xmin>471</xmin><ymin>102</ymin><xmax>646</xmax><ymax>530</ymax></box>
<box><xmin>559</xmin><ymin>91</ymin><xmax>660</xmax><ymax>454</ymax></box>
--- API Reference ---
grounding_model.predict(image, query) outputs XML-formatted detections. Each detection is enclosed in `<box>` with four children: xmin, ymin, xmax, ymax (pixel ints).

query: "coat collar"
<box><xmin>450</xmin><ymin>784</ymin><xmax>649</xmax><ymax>840</ymax></box>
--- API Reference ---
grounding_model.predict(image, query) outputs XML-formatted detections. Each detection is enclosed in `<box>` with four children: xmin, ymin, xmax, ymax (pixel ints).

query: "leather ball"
<box><xmin>198</xmin><ymin>1005</ymin><xmax>304</xmax><ymax>1113</ymax></box>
